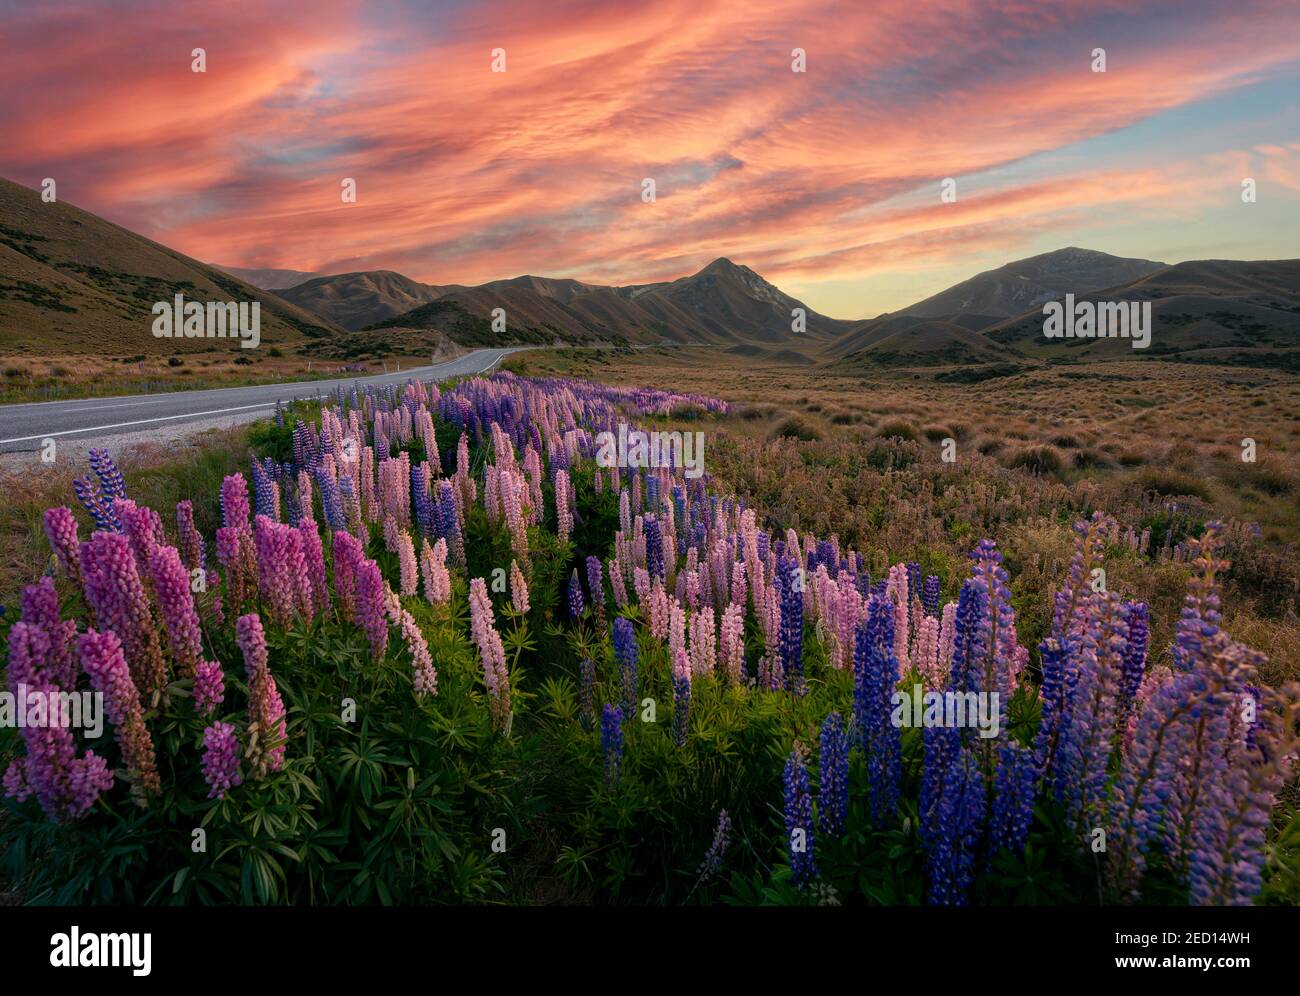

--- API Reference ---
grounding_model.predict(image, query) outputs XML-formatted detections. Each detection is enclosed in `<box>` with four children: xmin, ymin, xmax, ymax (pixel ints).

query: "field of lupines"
<box><xmin>2</xmin><ymin>370</ymin><xmax>1297</xmax><ymax>905</ymax></box>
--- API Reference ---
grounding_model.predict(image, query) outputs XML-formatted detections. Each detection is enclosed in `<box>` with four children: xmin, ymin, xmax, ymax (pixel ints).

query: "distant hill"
<box><xmin>984</xmin><ymin>258</ymin><xmax>1300</xmax><ymax>365</ymax></box>
<box><xmin>0</xmin><ymin>177</ymin><xmax>344</xmax><ymax>355</ymax></box>
<box><xmin>835</xmin><ymin>320</ymin><xmax>1015</xmax><ymax>370</ymax></box>
<box><xmin>278</xmin><ymin>270</ymin><xmax>459</xmax><ymax>331</ymax></box>
<box><xmin>896</xmin><ymin>248</ymin><xmax>1167</xmax><ymax>322</ymax></box>
<box><xmin>349</xmin><ymin>257</ymin><xmax>850</xmax><ymax>347</ymax></box>
<box><xmin>213</xmin><ymin>265</ymin><xmax>321</xmax><ymax>290</ymax></box>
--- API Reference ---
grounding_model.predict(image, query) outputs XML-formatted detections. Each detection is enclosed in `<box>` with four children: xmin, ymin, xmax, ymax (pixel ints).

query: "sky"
<box><xmin>1</xmin><ymin>0</ymin><xmax>1298</xmax><ymax>318</ymax></box>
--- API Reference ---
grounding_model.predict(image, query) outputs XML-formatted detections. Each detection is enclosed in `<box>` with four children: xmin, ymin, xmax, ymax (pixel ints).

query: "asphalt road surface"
<box><xmin>0</xmin><ymin>348</ymin><xmax>530</xmax><ymax>454</ymax></box>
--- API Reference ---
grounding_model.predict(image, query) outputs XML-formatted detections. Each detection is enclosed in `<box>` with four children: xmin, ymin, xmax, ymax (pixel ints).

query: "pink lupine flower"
<box><xmin>354</xmin><ymin>558</ymin><xmax>390</xmax><ymax>656</ymax></box>
<box><xmin>201</xmin><ymin>721</ymin><xmax>243</xmax><ymax>799</ymax></box>
<box><xmin>297</xmin><ymin>470</ymin><xmax>315</xmax><ymax>524</ymax></box>
<box><xmin>80</xmin><ymin>531</ymin><xmax>167</xmax><ymax>694</ymax></box>
<box><xmin>469</xmin><ymin>578</ymin><xmax>511</xmax><ymax>731</ymax></box>
<box><xmin>115</xmin><ymin>498</ymin><xmax>166</xmax><ymax>569</ymax></box>
<box><xmin>886</xmin><ymin>563</ymin><xmax>911</xmax><ymax>670</ymax></box>
<box><xmin>685</xmin><ymin>569</ymin><xmax>702</xmax><ymax>610</ymax></box>
<box><xmin>555</xmin><ymin>469</ymin><xmax>572</xmax><ymax>545</ymax></box>
<box><xmin>608</xmin><ymin>557</ymin><xmax>627</xmax><ymax>607</ymax></box>
<box><xmin>235</xmin><ymin>614</ymin><xmax>287</xmax><ymax>778</ymax></box>
<box><xmin>938</xmin><ymin>600</ymin><xmax>958</xmax><ymax>673</ymax></box>
<box><xmin>673</xmin><ymin>647</ymin><xmax>692</xmax><ymax>684</ymax></box>
<box><xmin>500</xmin><ymin>468</ymin><xmax>529</xmax><ymax>559</ymax></box>
<box><xmin>148</xmin><ymin>544</ymin><xmax>204</xmax><ymax>678</ymax></box>
<box><xmin>719</xmin><ymin>603</ymin><xmax>745</xmax><ymax>686</ymax></box>
<box><xmin>396</xmin><ymin>529</ymin><xmax>419</xmax><ymax>598</ymax></box>
<box><xmin>420</xmin><ymin>537</ymin><xmax>451</xmax><ymax>604</ymax></box>
<box><xmin>389</xmin><ymin>598</ymin><xmax>438</xmax><ymax>698</ymax></box>
<box><xmin>669</xmin><ymin>600</ymin><xmax>686</xmax><ymax>661</ymax></box>
<box><xmin>914</xmin><ymin>614</ymin><xmax>942</xmax><ymax>688</ymax></box>
<box><xmin>79</xmin><ymin>628</ymin><xmax>161</xmax><ymax>802</ymax></box>
<box><xmin>43</xmin><ymin>506</ymin><xmax>82</xmax><ymax>587</ymax></box>
<box><xmin>332</xmin><ymin>529</ymin><xmax>363</xmax><ymax>619</ymax></box>
<box><xmin>176</xmin><ymin>500</ymin><xmax>205</xmax><ymax>571</ymax></box>
<box><xmin>633</xmin><ymin>566</ymin><xmax>650</xmax><ymax>605</ymax></box>
<box><xmin>509</xmin><ymin>559</ymin><xmax>530</xmax><ymax>613</ymax></box>
<box><xmin>689</xmin><ymin>607</ymin><xmax>717</xmax><ymax>677</ymax></box>
<box><xmin>215</xmin><ymin>526</ymin><xmax>249</xmax><ymax>611</ymax></box>
<box><xmin>297</xmin><ymin>519</ymin><xmax>331</xmax><ymax>616</ymax></box>
<box><xmin>220</xmin><ymin>473</ymin><xmax>251</xmax><ymax>530</ymax></box>
<box><xmin>20</xmin><ymin>577</ymin><xmax>77</xmax><ymax>689</ymax></box>
<box><xmin>6</xmin><ymin>622</ymin><xmax>115</xmax><ymax>821</ymax></box>
<box><xmin>648</xmin><ymin>582</ymin><xmax>670</xmax><ymax>641</ymax></box>
<box><xmin>253</xmin><ymin>516</ymin><xmax>296</xmax><ymax>625</ymax></box>
<box><xmin>194</xmin><ymin>659</ymin><xmax>225</xmax><ymax>716</ymax></box>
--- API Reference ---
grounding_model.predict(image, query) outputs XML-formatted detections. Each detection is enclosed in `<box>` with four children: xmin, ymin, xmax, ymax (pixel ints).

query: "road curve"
<box><xmin>0</xmin><ymin>347</ymin><xmax>531</xmax><ymax>454</ymax></box>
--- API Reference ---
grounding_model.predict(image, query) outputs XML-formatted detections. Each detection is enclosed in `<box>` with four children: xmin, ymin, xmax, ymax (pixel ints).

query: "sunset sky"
<box><xmin>2</xmin><ymin>0</ymin><xmax>1298</xmax><ymax>317</ymax></box>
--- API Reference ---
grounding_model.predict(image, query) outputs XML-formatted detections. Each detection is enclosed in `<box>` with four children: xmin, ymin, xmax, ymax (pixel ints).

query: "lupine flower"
<box><xmin>613</xmin><ymin>617</ymin><xmax>638</xmax><ymax>720</ymax></box>
<box><xmin>923</xmin><ymin>575</ymin><xmax>941</xmax><ymax>618</ymax></box>
<box><xmin>201</xmin><ymin>721</ymin><xmax>243</xmax><ymax>799</ymax></box>
<box><xmin>783</xmin><ymin>746</ymin><xmax>817</xmax><ymax>887</ymax></box>
<box><xmin>555</xmin><ymin>469</ymin><xmax>573</xmax><ymax>545</ymax></box>
<box><xmin>696</xmin><ymin>809</ymin><xmax>732</xmax><ymax>883</ymax></box>
<box><xmin>4</xmin><ymin>623</ymin><xmax>114</xmax><ymax>822</ymax></box>
<box><xmin>672</xmin><ymin>672</ymin><xmax>691</xmax><ymax>747</ymax></box>
<box><xmin>586</xmin><ymin>556</ymin><xmax>605</xmax><ymax>625</ymax></box>
<box><xmin>20</xmin><ymin>577</ymin><xmax>77</xmax><ymax>689</ymax></box>
<box><xmin>78</xmin><ymin>628</ymin><xmax>161</xmax><ymax>803</ymax></box>
<box><xmin>297</xmin><ymin>519</ymin><xmax>331</xmax><ymax>616</ymax></box>
<box><xmin>579</xmin><ymin>657</ymin><xmax>596</xmax><ymax>732</ymax></box>
<box><xmin>989</xmin><ymin>740</ymin><xmax>1034</xmax><ymax>861</ymax></box>
<box><xmin>235</xmin><ymin>614</ymin><xmax>287</xmax><ymax>778</ymax></box>
<box><xmin>194</xmin><ymin>659</ymin><xmax>225</xmax><ymax>716</ymax></box>
<box><xmin>220</xmin><ymin>473</ymin><xmax>252</xmax><ymax>530</ymax></box>
<box><xmin>175</xmin><ymin>499</ymin><xmax>206</xmax><ymax>571</ymax></box>
<box><xmin>80</xmin><ymin>530</ymin><xmax>167</xmax><ymax>694</ymax></box>
<box><xmin>853</xmin><ymin>613</ymin><xmax>900</xmax><ymax>824</ymax></box>
<box><xmin>567</xmin><ymin>568</ymin><xmax>585</xmax><ymax>620</ymax></box>
<box><xmin>778</xmin><ymin>556</ymin><xmax>804</xmax><ymax>693</ymax></box>
<box><xmin>396</xmin><ymin>529</ymin><xmax>419</xmax><ymax>598</ymax></box>
<box><xmin>390</xmin><ymin>598</ymin><xmax>438</xmax><ymax>698</ymax></box>
<box><xmin>43</xmin><ymin>507</ymin><xmax>82</xmax><ymax>587</ymax></box>
<box><xmin>437</xmin><ymin>480</ymin><xmax>465</xmax><ymax>566</ymax></box>
<box><xmin>148</xmin><ymin>544</ymin><xmax>204</xmax><ymax>678</ymax></box>
<box><xmin>420</xmin><ymin>537</ymin><xmax>451</xmax><ymax>605</ymax></box>
<box><xmin>818</xmin><ymin>712</ymin><xmax>849</xmax><ymax>836</ymax></box>
<box><xmin>645</xmin><ymin>516</ymin><xmax>664</xmax><ymax>581</ymax></box>
<box><xmin>601</xmin><ymin>704</ymin><xmax>624</xmax><ymax>787</ymax></box>
<box><xmin>354</xmin><ymin>558</ymin><xmax>390</xmax><ymax>657</ymax></box>
<box><xmin>925</xmin><ymin>742</ymin><xmax>986</xmax><ymax>905</ymax></box>
<box><xmin>509</xmin><ymin>559</ymin><xmax>530</xmax><ymax>613</ymax></box>
<box><xmin>719</xmin><ymin>602</ymin><xmax>745</xmax><ymax>686</ymax></box>
<box><xmin>469</xmin><ymin>578</ymin><xmax>511</xmax><ymax>730</ymax></box>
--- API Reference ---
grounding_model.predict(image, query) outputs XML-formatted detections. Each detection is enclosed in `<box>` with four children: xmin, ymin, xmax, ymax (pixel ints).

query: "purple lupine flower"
<box><xmin>43</xmin><ymin>507</ymin><xmax>82</xmax><ymax>586</ymax></box>
<box><xmin>613</xmin><ymin>617</ymin><xmax>638</xmax><ymax>720</ymax></box>
<box><xmin>601</xmin><ymin>704</ymin><xmax>624</xmax><ymax>787</ymax></box>
<box><xmin>194</xmin><ymin>659</ymin><xmax>226</xmax><ymax>716</ymax></box>
<box><xmin>645</xmin><ymin>516</ymin><xmax>664</xmax><ymax>582</ymax></box>
<box><xmin>354</xmin><ymin>558</ymin><xmax>390</xmax><ymax>657</ymax></box>
<box><xmin>783</xmin><ymin>746</ymin><xmax>817</xmax><ymax>887</ymax></box>
<box><xmin>853</xmin><ymin>615</ymin><xmax>901</xmax><ymax>824</ymax></box>
<box><xmin>235</xmin><ymin>614</ymin><xmax>287</xmax><ymax>778</ymax></box>
<box><xmin>586</xmin><ymin>555</ymin><xmax>605</xmax><ymax>625</ymax></box>
<box><xmin>78</xmin><ymin>628</ymin><xmax>161</xmax><ymax>803</ymax></box>
<box><xmin>672</xmin><ymin>672</ymin><xmax>690</xmax><ymax>747</ymax></box>
<box><xmin>778</xmin><ymin>556</ymin><xmax>804</xmax><ymax>693</ymax></box>
<box><xmin>80</xmin><ymin>530</ymin><xmax>167</xmax><ymax>694</ymax></box>
<box><xmin>818</xmin><ymin>711</ymin><xmax>850</xmax><ymax>836</ymax></box>
<box><xmin>926</xmin><ymin>745</ymin><xmax>986</xmax><ymax>905</ymax></box>
<box><xmin>148</xmin><ymin>544</ymin><xmax>204</xmax><ymax>678</ymax></box>
<box><xmin>923</xmin><ymin>574</ymin><xmax>941</xmax><ymax>618</ymax></box>
<box><xmin>201</xmin><ymin>722</ymin><xmax>243</xmax><ymax>799</ymax></box>
<box><xmin>1120</xmin><ymin>600</ymin><xmax>1149</xmax><ymax>706</ymax></box>
<box><xmin>579</xmin><ymin>657</ymin><xmax>596</xmax><ymax>732</ymax></box>
<box><xmin>89</xmin><ymin>448</ymin><xmax>127</xmax><ymax>502</ymax></box>
<box><xmin>437</xmin><ymin>479</ymin><xmax>464</xmax><ymax>566</ymax></box>
<box><xmin>219</xmin><ymin>473</ymin><xmax>251</xmax><ymax>531</ymax></box>
<box><xmin>297</xmin><ymin>519</ymin><xmax>331</xmax><ymax>616</ymax></box>
<box><xmin>696</xmin><ymin>809</ymin><xmax>732</xmax><ymax>883</ymax></box>
<box><xmin>20</xmin><ymin>577</ymin><xmax>77</xmax><ymax>689</ymax></box>
<box><xmin>567</xmin><ymin>568</ymin><xmax>585</xmax><ymax>620</ymax></box>
<box><xmin>989</xmin><ymin>740</ymin><xmax>1035</xmax><ymax>862</ymax></box>
<box><xmin>176</xmin><ymin>500</ymin><xmax>206</xmax><ymax>571</ymax></box>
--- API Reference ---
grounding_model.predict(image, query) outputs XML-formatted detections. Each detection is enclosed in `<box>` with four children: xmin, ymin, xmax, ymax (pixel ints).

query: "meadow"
<box><xmin>1</xmin><ymin>357</ymin><xmax>1297</xmax><ymax>906</ymax></box>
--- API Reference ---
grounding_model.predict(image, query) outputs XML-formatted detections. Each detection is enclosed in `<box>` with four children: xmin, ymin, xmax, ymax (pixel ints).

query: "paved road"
<box><xmin>0</xmin><ymin>348</ymin><xmax>530</xmax><ymax>454</ymax></box>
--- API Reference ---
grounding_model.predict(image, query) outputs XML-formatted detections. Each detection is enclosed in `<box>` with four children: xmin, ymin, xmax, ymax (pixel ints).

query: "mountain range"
<box><xmin>1</xmin><ymin>177</ymin><xmax>1296</xmax><ymax>369</ymax></box>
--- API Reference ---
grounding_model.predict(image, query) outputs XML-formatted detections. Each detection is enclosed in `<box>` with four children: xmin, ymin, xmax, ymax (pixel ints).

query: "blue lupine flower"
<box><xmin>1120</xmin><ymin>601</ymin><xmax>1149</xmax><ymax>706</ymax></box>
<box><xmin>923</xmin><ymin>575</ymin><xmax>941</xmax><ymax>618</ymax></box>
<box><xmin>645</xmin><ymin>516</ymin><xmax>665</xmax><ymax>581</ymax></box>
<box><xmin>923</xmin><ymin>735</ymin><xmax>985</xmax><ymax>905</ymax></box>
<box><xmin>614</xmin><ymin>617</ymin><xmax>638</xmax><ymax>720</ymax></box>
<box><xmin>778</xmin><ymin>556</ymin><xmax>804</xmax><ymax>693</ymax></box>
<box><xmin>989</xmin><ymin>740</ymin><xmax>1034</xmax><ymax>862</ymax></box>
<box><xmin>568</xmin><ymin>569</ymin><xmax>585</xmax><ymax>620</ymax></box>
<box><xmin>853</xmin><ymin>620</ymin><xmax>901</xmax><ymax>823</ymax></box>
<box><xmin>601</xmin><ymin>704</ymin><xmax>624</xmax><ymax>787</ymax></box>
<box><xmin>818</xmin><ymin>712</ymin><xmax>849</xmax><ymax>836</ymax></box>
<box><xmin>672</xmin><ymin>673</ymin><xmax>690</xmax><ymax>747</ymax></box>
<box><xmin>783</xmin><ymin>748</ymin><xmax>817</xmax><ymax>887</ymax></box>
